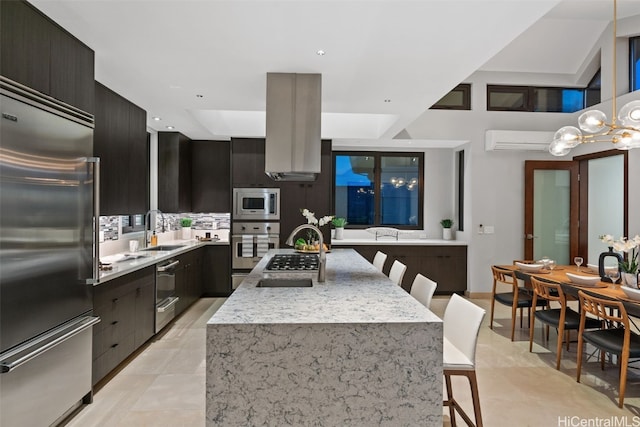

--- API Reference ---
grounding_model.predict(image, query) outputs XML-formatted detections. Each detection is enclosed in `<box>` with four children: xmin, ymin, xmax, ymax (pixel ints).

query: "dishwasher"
<box><xmin>155</xmin><ymin>259</ymin><xmax>180</xmax><ymax>333</ymax></box>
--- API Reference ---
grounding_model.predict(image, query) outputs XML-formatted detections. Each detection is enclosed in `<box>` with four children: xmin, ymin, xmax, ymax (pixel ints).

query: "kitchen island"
<box><xmin>206</xmin><ymin>248</ymin><xmax>442</xmax><ymax>426</ymax></box>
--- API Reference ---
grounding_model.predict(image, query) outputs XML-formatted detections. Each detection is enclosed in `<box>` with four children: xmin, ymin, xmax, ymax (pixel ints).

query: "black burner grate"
<box><xmin>265</xmin><ymin>254</ymin><xmax>319</xmax><ymax>271</ymax></box>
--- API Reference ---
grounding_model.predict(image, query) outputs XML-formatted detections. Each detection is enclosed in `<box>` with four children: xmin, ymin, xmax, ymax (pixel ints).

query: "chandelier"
<box><xmin>549</xmin><ymin>0</ymin><xmax>640</xmax><ymax>156</ymax></box>
<box><xmin>390</xmin><ymin>176</ymin><xmax>418</xmax><ymax>190</ymax></box>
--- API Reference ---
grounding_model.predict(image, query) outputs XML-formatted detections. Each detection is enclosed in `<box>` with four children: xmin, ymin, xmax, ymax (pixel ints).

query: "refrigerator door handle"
<box><xmin>0</xmin><ymin>316</ymin><xmax>100</xmax><ymax>374</ymax></box>
<box><xmin>86</xmin><ymin>157</ymin><xmax>100</xmax><ymax>285</ymax></box>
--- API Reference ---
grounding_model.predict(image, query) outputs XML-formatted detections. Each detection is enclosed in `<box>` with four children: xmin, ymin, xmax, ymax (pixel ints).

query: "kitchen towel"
<box><xmin>241</xmin><ymin>235</ymin><xmax>254</xmax><ymax>257</ymax></box>
<box><xmin>256</xmin><ymin>235</ymin><xmax>270</xmax><ymax>257</ymax></box>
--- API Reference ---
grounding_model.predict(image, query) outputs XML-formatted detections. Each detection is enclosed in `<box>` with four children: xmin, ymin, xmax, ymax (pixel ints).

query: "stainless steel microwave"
<box><xmin>232</xmin><ymin>188</ymin><xmax>280</xmax><ymax>220</ymax></box>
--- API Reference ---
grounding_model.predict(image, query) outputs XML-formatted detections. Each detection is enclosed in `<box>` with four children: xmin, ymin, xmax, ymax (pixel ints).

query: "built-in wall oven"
<box><xmin>233</xmin><ymin>188</ymin><xmax>280</xmax><ymax>221</ymax></box>
<box><xmin>231</xmin><ymin>222</ymin><xmax>280</xmax><ymax>289</ymax></box>
<box><xmin>155</xmin><ymin>259</ymin><xmax>180</xmax><ymax>333</ymax></box>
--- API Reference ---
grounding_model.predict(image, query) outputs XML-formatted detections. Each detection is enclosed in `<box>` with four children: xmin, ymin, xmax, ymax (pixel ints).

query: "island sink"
<box><xmin>256</xmin><ymin>278</ymin><xmax>313</xmax><ymax>288</ymax></box>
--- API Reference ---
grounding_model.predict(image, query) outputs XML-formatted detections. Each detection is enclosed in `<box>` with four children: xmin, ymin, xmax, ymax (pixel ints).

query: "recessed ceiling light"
<box><xmin>316</xmin><ymin>50</ymin><xmax>325</xmax><ymax>56</ymax></box>
<box><xmin>166</xmin><ymin>126</ymin><xmax>175</xmax><ymax>130</ymax></box>
<box><xmin>152</xmin><ymin>116</ymin><xmax>162</xmax><ymax>121</ymax></box>
<box><xmin>384</xmin><ymin>99</ymin><xmax>391</xmax><ymax>103</ymax></box>
<box><xmin>196</xmin><ymin>94</ymin><xmax>204</xmax><ymax>98</ymax></box>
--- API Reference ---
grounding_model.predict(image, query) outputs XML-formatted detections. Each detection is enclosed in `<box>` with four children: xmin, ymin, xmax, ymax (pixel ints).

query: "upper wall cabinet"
<box><xmin>158</xmin><ymin>132</ymin><xmax>192</xmax><ymax>213</ymax></box>
<box><xmin>94</xmin><ymin>82</ymin><xmax>148</xmax><ymax>215</ymax></box>
<box><xmin>191</xmin><ymin>140</ymin><xmax>231</xmax><ymax>213</ymax></box>
<box><xmin>231</xmin><ymin>138</ymin><xmax>274</xmax><ymax>187</ymax></box>
<box><xmin>1</xmin><ymin>0</ymin><xmax>95</xmax><ymax>113</ymax></box>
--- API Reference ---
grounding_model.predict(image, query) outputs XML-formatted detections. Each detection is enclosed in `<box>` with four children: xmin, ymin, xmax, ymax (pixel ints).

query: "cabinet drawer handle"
<box><xmin>111</xmin><ymin>343</ymin><xmax>118</xmax><ymax>349</ymax></box>
<box><xmin>112</xmin><ymin>298</ymin><xmax>118</xmax><ymax>303</ymax></box>
<box><xmin>111</xmin><ymin>321</ymin><xmax>118</xmax><ymax>325</ymax></box>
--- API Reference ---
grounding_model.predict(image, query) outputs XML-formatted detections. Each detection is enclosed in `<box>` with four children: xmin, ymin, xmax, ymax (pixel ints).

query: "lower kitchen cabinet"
<box><xmin>92</xmin><ymin>266</ymin><xmax>155</xmax><ymax>385</ymax></box>
<box><xmin>175</xmin><ymin>248</ymin><xmax>204</xmax><ymax>316</ymax></box>
<box><xmin>340</xmin><ymin>245</ymin><xmax>467</xmax><ymax>294</ymax></box>
<box><xmin>202</xmin><ymin>245</ymin><xmax>231</xmax><ymax>297</ymax></box>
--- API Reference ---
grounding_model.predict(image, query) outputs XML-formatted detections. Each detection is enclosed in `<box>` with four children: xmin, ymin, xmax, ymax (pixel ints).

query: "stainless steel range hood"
<box><xmin>265</xmin><ymin>73</ymin><xmax>321</xmax><ymax>181</ymax></box>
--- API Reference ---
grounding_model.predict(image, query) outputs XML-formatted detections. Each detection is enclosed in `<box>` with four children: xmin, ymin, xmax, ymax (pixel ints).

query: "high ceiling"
<box><xmin>30</xmin><ymin>0</ymin><xmax>640</xmax><ymax>142</ymax></box>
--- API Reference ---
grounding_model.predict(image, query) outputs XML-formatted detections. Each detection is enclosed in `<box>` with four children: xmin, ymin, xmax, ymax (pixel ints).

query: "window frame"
<box><xmin>430</xmin><ymin>83</ymin><xmax>471</xmax><ymax>110</ymax></box>
<box><xmin>333</xmin><ymin>151</ymin><xmax>424</xmax><ymax>230</ymax></box>
<box><xmin>630</xmin><ymin>36</ymin><xmax>640</xmax><ymax>92</ymax></box>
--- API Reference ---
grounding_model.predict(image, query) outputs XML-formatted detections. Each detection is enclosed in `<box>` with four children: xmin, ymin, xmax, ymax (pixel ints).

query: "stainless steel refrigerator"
<box><xmin>0</xmin><ymin>76</ymin><xmax>100</xmax><ymax>426</ymax></box>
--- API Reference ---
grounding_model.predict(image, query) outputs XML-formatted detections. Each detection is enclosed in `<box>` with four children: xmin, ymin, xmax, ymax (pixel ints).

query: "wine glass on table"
<box><xmin>574</xmin><ymin>256</ymin><xmax>583</xmax><ymax>272</ymax></box>
<box><xmin>548</xmin><ymin>260</ymin><xmax>556</xmax><ymax>272</ymax></box>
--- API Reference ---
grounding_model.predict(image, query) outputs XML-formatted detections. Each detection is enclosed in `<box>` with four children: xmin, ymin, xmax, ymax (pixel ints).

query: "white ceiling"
<box><xmin>29</xmin><ymin>0</ymin><xmax>640</xmax><ymax>144</ymax></box>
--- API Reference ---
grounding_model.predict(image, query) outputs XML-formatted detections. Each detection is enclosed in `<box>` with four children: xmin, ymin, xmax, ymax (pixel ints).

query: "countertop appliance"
<box><xmin>0</xmin><ymin>76</ymin><xmax>100</xmax><ymax>426</ymax></box>
<box><xmin>265</xmin><ymin>254</ymin><xmax>319</xmax><ymax>271</ymax></box>
<box><xmin>155</xmin><ymin>259</ymin><xmax>180</xmax><ymax>333</ymax></box>
<box><xmin>233</xmin><ymin>187</ymin><xmax>280</xmax><ymax>221</ymax></box>
<box><xmin>231</xmin><ymin>222</ymin><xmax>280</xmax><ymax>289</ymax></box>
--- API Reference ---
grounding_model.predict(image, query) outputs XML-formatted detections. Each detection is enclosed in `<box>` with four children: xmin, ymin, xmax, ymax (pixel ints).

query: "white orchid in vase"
<box><xmin>600</xmin><ymin>234</ymin><xmax>640</xmax><ymax>274</ymax></box>
<box><xmin>299</xmin><ymin>209</ymin><xmax>333</xmax><ymax>249</ymax></box>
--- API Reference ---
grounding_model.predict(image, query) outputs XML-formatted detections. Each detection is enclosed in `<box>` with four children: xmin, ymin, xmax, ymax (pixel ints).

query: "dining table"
<box><xmin>498</xmin><ymin>264</ymin><xmax>640</xmax><ymax>318</ymax></box>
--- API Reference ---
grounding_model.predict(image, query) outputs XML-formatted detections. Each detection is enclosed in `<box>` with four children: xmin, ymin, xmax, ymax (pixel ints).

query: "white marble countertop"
<box><xmin>208</xmin><ymin>248</ymin><xmax>442</xmax><ymax>325</ymax></box>
<box><xmin>97</xmin><ymin>239</ymin><xmax>228</xmax><ymax>284</ymax></box>
<box><xmin>331</xmin><ymin>238</ymin><xmax>467</xmax><ymax>245</ymax></box>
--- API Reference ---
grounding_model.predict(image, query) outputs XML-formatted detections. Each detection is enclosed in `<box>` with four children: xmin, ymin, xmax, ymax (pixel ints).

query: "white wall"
<box><xmin>404</xmin><ymin>16</ymin><xmax>640</xmax><ymax>294</ymax></box>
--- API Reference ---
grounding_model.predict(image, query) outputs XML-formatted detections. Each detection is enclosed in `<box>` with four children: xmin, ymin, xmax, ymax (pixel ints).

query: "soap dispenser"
<box><xmin>150</xmin><ymin>231</ymin><xmax>158</xmax><ymax>246</ymax></box>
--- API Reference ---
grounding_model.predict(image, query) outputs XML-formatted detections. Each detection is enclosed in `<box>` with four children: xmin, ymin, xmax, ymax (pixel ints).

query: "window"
<box><xmin>334</xmin><ymin>153</ymin><xmax>423</xmax><ymax>229</ymax></box>
<box><xmin>487</xmin><ymin>81</ymin><xmax>599</xmax><ymax>113</ymax></box>
<box><xmin>430</xmin><ymin>84</ymin><xmax>471</xmax><ymax>110</ymax></box>
<box><xmin>631</xmin><ymin>36</ymin><xmax>640</xmax><ymax>92</ymax></box>
<box><xmin>122</xmin><ymin>214</ymin><xmax>145</xmax><ymax>233</ymax></box>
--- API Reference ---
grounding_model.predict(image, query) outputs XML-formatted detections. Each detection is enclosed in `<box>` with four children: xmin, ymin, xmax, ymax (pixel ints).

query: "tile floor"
<box><xmin>63</xmin><ymin>296</ymin><xmax>640</xmax><ymax>427</ymax></box>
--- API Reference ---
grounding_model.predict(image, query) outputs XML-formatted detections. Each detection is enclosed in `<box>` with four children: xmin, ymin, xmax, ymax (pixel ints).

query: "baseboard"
<box><xmin>465</xmin><ymin>291</ymin><xmax>492</xmax><ymax>299</ymax></box>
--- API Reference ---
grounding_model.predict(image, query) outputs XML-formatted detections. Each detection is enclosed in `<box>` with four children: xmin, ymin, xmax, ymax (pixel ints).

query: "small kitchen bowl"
<box><xmin>515</xmin><ymin>262</ymin><xmax>543</xmax><ymax>273</ymax></box>
<box><xmin>622</xmin><ymin>286</ymin><xmax>640</xmax><ymax>301</ymax></box>
<box><xmin>565</xmin><ymin>272</ymin><xmax>601</xmax><ymax>286</ymax></box>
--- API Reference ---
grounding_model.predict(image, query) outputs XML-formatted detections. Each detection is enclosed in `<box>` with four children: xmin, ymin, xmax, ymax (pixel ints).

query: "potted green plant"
<box><xmin>180</xmin><ymin>217</ymin><xmax>193</xmax><ymax>240</ymax></box>
<box><xmin>440</xmin><ymin>219</ymin><xmax>454</xmax><ymax>240</ymax></box>
<box><xmin>332</xmin><ymin>217</ymin><xmax>347</xmax><ymax>240</ymax></box>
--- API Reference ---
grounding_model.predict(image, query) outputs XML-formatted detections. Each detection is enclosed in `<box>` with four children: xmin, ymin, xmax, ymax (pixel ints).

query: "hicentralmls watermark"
<box><xmin>558</xmin><ymin>416</ymin><xmax>640</xmax><ymax>427</ymax></box>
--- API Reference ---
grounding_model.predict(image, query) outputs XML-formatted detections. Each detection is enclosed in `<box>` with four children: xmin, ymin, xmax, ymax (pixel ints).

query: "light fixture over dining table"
<box><xmin>549</xmin><ymin>0</ymin><xmax>640</xmax><ymax>156</ymax></box>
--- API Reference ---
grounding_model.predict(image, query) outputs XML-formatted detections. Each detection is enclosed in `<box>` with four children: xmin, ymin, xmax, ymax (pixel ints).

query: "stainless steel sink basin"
<box><xmin>256</xmin><ymin>278</ymin><xmax>313</xmax><ymax>288</ymax></box>
<box><xmin>140</xmin><ymin>245</ymin><xmax>186</xmax><ymax>252</ymax></box>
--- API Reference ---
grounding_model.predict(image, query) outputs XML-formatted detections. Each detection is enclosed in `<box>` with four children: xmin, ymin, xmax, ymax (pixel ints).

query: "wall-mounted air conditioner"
<box><xmin>485</xmin><ymin>130</ymin><xmax>554</xmax><ymax>151</ymax></box>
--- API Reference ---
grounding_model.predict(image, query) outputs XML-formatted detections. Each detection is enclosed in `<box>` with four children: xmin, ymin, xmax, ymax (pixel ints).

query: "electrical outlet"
<box><xmin>484</xmin><ymin>225</ymin><xmax>495</xmax><ymax>234</ymax></box>
<box><xmin>478</xmin><ymin>224</ymin><xmax>484</xmax><ymax>234</ymax></box>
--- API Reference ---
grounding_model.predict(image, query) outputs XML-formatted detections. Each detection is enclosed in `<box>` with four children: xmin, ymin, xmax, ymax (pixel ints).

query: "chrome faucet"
<box><xmin>285</xmin><ymin>224</ymin><xmax>326</xmax><ymax>282</ymax></box>
<box><xmin>143</xmin><ymin>209</ymin><xmax>165</xmax><ymax>248</ymax></box>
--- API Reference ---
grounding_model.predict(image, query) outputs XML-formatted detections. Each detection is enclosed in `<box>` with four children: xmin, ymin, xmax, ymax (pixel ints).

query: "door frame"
<box><xmin>524</xmin><ymin>160</ymin><xmax>579</xmax><ymax>261</ymax></box>
<box><xmin>573</xmin><ymin>149</ymin><xmax>628</xmax><ymax>258</ymax></box>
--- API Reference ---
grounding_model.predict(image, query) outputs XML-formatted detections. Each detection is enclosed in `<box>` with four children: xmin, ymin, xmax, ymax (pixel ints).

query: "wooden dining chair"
<box><xmin>372</xmin><ymin>251</ymin><xmax>387</xmax><ymax>273</ymax></box>
<box><xmin>443</xmin><ymin>294</ymin><xmax>486</xmax><ymax>427</ymax></box>
<box><xmin>388</xmin><ymin>260</ymin><xmax>407</xmax><ymax>287</ymax></box>
<box><xmin>576</xmin><ymin>290</ymin><xmax>640</xmax><ymax>408</ymax></box>
<box><xmin>529</xmin><ymin>277</ymin><xmax>602</xmax><ymax>369</ymax></box>
<box><xmin>490</xmin><ymin>265</ymin><xmax>546</xmax><ymax>341</ymax></box>
<box><xmin>410</xmin><ymin>274</ymin><xmax>437</xmax><ymax>309</ymax></box>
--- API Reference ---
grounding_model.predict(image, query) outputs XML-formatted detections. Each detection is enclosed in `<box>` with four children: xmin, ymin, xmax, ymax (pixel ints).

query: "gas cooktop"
<box><xmin>265</xmin><ymin>254</ymin><xmax>319</xmax><ymax>271</ymax></box>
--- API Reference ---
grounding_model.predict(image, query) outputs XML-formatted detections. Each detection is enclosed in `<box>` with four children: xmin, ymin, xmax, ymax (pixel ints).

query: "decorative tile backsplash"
<box><xmin>99</xmin><ymin>212</ymin><xmax>230</xmax><ymax>241</ymax></box>
<box><xmin>99</xmin><ymin>216</ymin><xmax>120</xmax><ymax>241</ymax></box>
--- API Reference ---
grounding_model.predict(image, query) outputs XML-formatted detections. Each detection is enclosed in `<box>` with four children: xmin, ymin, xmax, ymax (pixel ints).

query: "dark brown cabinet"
<box><xmin>340</xmin><ymin>245</ymin><xmax>467</xmax><ymax>294</ymax></box>
<box><xmin>279</xmin><ymin>140</ymin><xmax>333</xmax><ymax>245</ymax></box>
<box><xmin>175</xmin><ymin>248</ymin><xmax>203</xmax><ymax>316</ymax></box>
<box><xmin>92</xmin><ymin>266</ymin><xmax>155</xmax><ymax>385</ymax></box>
<box><xmin>94</xmin><ymin>82</ymin><xmax>148</xmax><ymax>215</ymax></box>
<box><xmin>158</xmin><ymin>132</ymin><xmax>192</xmax><ymax>213</ymax></box>
<box><xmin>231</xmin><ymin>138</ymin><xmax>274</xmax><ymax>187</ymax></box>
<box><xmin>202</xmin><ymin>245</ymin><xmax>231</xmax><ymax>297</ymax></box>
<box><xmin>191</xmin><ymin>140</ymin><xmax>231</xmax><ymax>213</ymax></box>
<box><xmin>1</xmin><ymin>0</ymin><xmax>95</xmax><ymax>113</ymax></box>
